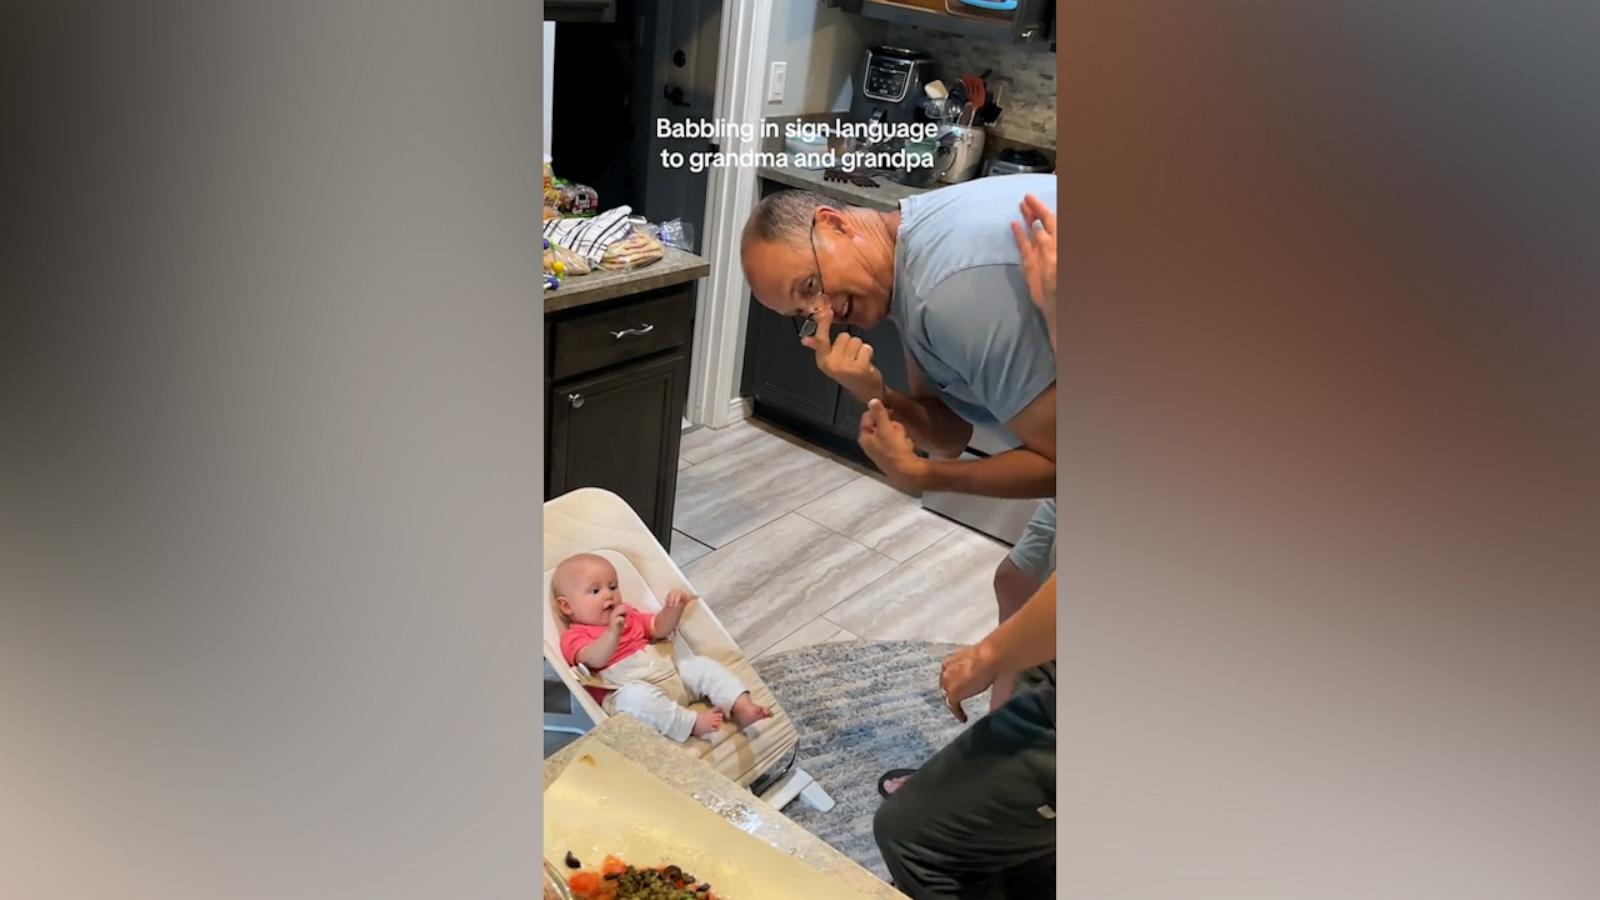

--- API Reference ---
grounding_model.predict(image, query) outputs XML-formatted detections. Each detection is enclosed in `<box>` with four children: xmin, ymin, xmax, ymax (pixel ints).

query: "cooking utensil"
<box><xmin>938</xmin><ymin>124</ymin><xmax>986</xmax><ymax>184</ymax></box>
<box><xmin>891</xmin><ymin>136</ymin><xmax>949</xmax><ymax>187</ymax></box>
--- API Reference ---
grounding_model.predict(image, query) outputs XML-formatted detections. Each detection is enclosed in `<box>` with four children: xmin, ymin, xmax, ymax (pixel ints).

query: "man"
<box><xmin>741</xmin><ymin>177</ymin><xmax>1058</xmax><ymax>897</ymax></box>
<box><xmin>740</xmin><ymin>174</ymin><xmax>1058</xmax><ymax>664</ymax></box>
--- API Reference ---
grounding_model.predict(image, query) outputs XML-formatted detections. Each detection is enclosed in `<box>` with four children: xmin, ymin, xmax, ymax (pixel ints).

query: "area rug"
<box><xmin>754</xmin><ymin>639</ymin><xmax>988</xmax><ymax>882</ymax></box>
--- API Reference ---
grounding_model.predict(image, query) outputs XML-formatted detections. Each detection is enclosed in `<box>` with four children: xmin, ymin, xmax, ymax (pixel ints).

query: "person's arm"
<box><xmin>573</xmin><ymin>611</ymin><xmax>627</xmax><ymax>669</ymax></box>
<box><xmin>940</xmin><ymin>572</ymin><xmax>1057</xmax><ymax>721</ymax></box>
<box><xmin>650</xmin><ymin>591</ymin><xmax>691</xmax><ymax>639</ymax></box>
<box><xmin>861</xmin><ymin>384</ymin><xmax>1055</xmax><ymax>499</ymax></box>
<box><xmin>881</xmin><ymin>355</ymin><xmax>972</xmax><ymax>458</ymax></box>
<box><xmin>980</xmin><ymin>571</ymin><xmax>1057</xmax><ymax>672</ymax></box>
<box><xmin>1011</xmin><ymin>194</ymin><xmax>1057</xmax><ymax>354</ymax></box>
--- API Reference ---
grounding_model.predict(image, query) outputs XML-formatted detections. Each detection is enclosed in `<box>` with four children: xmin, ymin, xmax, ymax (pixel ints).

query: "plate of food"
<box><xmin>544</xmin><ymin>742</ymin><xmax>877</xmax><ymax>900</ymax></box>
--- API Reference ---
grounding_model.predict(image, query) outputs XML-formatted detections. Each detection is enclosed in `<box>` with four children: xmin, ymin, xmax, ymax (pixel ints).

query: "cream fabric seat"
<box><xmin>543</xmin><ymin>488</ymin><xmax>833</xmax><ymax>811</ymax></box>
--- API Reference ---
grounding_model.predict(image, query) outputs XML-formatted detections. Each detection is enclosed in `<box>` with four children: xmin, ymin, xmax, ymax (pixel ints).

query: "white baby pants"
<box><xmin>600</xmin><ymin>642</ymin><xmax>748</xmax><ymax>742</ymax></box>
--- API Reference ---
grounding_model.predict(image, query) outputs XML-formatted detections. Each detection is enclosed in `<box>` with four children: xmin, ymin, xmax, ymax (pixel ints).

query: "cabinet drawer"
<box><xmin>550</xmin><ymin>290</ymin><xmax>692</xmax><ymax>381</ymax></box>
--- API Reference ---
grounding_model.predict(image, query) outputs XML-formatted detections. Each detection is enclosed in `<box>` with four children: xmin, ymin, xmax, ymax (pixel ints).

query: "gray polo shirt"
<box><xmin>887</xmin><ymin>174</ymin><xmax>1057</xmax><ymax>438</ymax></box>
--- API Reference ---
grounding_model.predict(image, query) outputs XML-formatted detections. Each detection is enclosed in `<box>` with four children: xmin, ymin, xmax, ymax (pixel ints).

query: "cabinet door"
<box><xmin>742</xmin><ymin>294</ymin><xmax>840</xmax><ymax>426</ymax></box>
<box><xmin>831</xmin><ymin>319</ymin><xmax>911</xmax><ymax>440</ymax></box>
<box><xmin>549</xmin><ymin>353</ymin><xmax>686</xmax><ymax>545</ymax></box>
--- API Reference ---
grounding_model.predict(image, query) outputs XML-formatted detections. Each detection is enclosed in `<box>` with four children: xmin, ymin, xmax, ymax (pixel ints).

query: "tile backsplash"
<box><xmin>885</xmin><ymin>24</ymin><xmax>1056</xmax><ymax>148</ymax></box>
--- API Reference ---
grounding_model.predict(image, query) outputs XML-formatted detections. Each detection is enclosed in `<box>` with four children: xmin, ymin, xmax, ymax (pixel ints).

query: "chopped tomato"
<box><xmin>600</xmin><ymin>854</ymin><xmax>627</xmax><ymax>875</ymax></box>
<box><xmin>566</xmin><ymin>871</ymin><xmax>601</xmax><ymax>893</ymax></box>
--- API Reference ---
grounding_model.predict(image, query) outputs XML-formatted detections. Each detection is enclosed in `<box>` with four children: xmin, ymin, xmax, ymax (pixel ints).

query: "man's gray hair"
<box><xmin>741</xmin><ymin>189</ymin><xmax>837</xmax><ymax>249</ymax></box>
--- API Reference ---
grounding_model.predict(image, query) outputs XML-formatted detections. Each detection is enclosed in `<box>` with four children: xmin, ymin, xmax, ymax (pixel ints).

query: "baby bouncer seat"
<box><xmin>542</xmin><ymin>487</ymin><xmax>834</xmax><ymax>812</ymax></box>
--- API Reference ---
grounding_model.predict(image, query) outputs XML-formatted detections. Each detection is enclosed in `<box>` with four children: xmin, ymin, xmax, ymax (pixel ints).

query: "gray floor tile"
<box><xmin>824</xmin><ymin>527</ymin><xmax>1007</xmax><ymax>645</ymax></box>
<box><xmin>668</xmin><ymin>529</ymin><xmax>713</xmax><ymax>568</ymax></box>
<box><xmin>678</xmin><ymin>418</ymin><xmax>768</xmax><ymax>464</ymax></box>
<box><xmin>798</xmin><ymin>475</ymin><xmax>959</xmax><ymax>562</ymax></box>
<box><xmin>673</xmin><ymin>431</ymin><xmax>860</xmax><ymax>548</ymax></box>
<box><xmin>755</xmin><ymin>618</ymin><xmax>859</xmax><ymax>659</ymax></box>
<box><xmin>683</xmin><ymin>514</ymin><xmax>897</xmax><ymax>657</ymax></box>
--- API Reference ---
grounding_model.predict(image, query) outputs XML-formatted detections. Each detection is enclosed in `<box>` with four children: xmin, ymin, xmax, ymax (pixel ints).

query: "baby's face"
<box><xmin>556</xmin><ymin>557</ymin><xmax>622</xmax><ymax>626</ymax></box>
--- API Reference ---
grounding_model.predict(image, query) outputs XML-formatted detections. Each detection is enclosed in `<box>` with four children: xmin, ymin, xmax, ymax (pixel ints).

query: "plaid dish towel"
<box><xmin>543</xmin><ymin>205</ymin><xmax>633</xmax><ymax>264</ymax></box>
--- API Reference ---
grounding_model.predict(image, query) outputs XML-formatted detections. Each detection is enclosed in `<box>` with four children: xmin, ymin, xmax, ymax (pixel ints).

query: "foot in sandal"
<box><xmin>691</xmin><ymin>708</ymin><xmax>725</xmax><ymax>737</ymax></box>
<box><xmin>729</xmin><ymin>692</ymin><xmax>772</xmax><ymax>728</ymax></box>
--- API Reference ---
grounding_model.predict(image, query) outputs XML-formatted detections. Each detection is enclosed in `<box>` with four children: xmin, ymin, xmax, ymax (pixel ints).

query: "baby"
<box><xmin>554</xmin><ymin>553</ymin><xmax>771</xmax><ymax>741</ymax></box>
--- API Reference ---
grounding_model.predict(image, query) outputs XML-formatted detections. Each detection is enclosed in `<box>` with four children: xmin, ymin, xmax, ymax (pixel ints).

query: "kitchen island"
<box><xmin>545</xmin><ymin>714</ymin><xmax>905</xmax><ymax>899</ymax></box>
<box><xmin>545</xmin><ymin>246</ymin><xmax>709</xmax><ymax>545</ymax></box>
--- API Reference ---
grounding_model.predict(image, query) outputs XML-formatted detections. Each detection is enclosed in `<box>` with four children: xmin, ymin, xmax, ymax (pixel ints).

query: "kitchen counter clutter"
<box><xmin>545</xmin><ymin>715</ymin><xmax>905</xmax><ymax>900</ymax></box>
<box><xmin>543</xmin><ymin>245</ymin><xmax>710</xmax><ymax>314</ymax></box>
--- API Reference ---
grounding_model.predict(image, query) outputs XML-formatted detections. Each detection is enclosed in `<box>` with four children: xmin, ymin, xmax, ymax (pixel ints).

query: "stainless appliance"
<box><xmin>849</xmin><ymin>46</ymin><xmax>937</xmax><ymax>130</ymax></box>
<box><xmin>921</xmin><ymin>426</ymin><xmax>1043</xmax><ymax>545</ymax></box>
<box><xmin>984</xmin><ymin>147</ymin><xmax>1052</xmax><ymax>177</ymax></box>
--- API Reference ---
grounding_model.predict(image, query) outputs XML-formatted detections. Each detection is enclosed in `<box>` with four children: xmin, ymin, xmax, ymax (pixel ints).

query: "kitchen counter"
<box><xmin>543</xmin><ymin>245</ymin><xmax>710</xmax><ymax>314</ymax></box>
<box><xmin>757</xmin><ymin>164</ymin><xmax>935</xmax><ymax>213</ymax></box>
<box><xmin>545</xmin><ymin>715</ymin><xmax>905</xmax><ymax>899</ymax></box>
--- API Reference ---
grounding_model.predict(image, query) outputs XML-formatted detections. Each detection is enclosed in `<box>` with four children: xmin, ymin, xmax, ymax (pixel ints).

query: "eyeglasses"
<box><xmin>790</xmin><ymin>214</ymin><xmax>826</xmax><ymax>339</ymax></box>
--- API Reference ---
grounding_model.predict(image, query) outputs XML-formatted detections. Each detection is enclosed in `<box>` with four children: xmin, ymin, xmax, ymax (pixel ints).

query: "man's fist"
<box><xmin>799</xmin><ymin>303</ymin><xmax>885</xmax><ymax>402</ymax></box>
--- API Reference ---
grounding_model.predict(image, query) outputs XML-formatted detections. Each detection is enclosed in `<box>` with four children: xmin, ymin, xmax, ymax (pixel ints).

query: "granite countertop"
<box><xmin>545</xmin><ymin>715</ymin><xmax>905</xmax><ymax>899</ymax></box>
<box><xmin>544</xmin><ymin>245</ymin><xmax>710</xmax><ymax>314</ymax></box>
<box><xmin>756</xmin><ymin>164</ymin><xmax>935</xmax><ymax>213</ymax></box>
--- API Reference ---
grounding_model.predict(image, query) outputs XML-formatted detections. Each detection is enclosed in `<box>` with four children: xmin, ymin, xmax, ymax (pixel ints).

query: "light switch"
<box><xmin>767</xmin><ymin>61</ymin><xmax>787</xmax><ymax>104</ymax></box>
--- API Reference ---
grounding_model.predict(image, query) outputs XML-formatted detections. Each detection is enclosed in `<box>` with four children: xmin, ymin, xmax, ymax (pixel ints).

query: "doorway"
<box><xmin>548</xmin><ymin>0</ymin><xmax>723</xmax><ymax>247</ymax></box>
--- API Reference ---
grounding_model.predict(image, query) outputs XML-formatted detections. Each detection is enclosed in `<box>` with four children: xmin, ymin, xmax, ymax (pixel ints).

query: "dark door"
<box><xmin>549</xmin><ymin>353</ymin><xmax>686</xmax><ymax>544</ymax></box>
<box><xmin>637</xmin><ymin>0</ymin><xmax>723</xmax><ymax>245</ymax></box>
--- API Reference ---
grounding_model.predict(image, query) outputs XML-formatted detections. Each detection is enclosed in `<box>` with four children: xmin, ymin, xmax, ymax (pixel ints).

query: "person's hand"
<box><xmin>662</xmin><ymin>589</ymin><xmax>693</xmax><ymax>613</ymax></box>
<box><xmin>800</xmin><ymin>304</ymin><xmax>885</xmax><ymax>403</ymax></box>
<box><xmin>859</xmin><ymin>398</ymin><xmax>925</xmax><ymax>493</ymax></box>
<box><xmin>940</xmin><ymin>641</ymin><xmax>1001</xmax><ymax>723</ymax></box>
<box><xmin>1010</xmin><ymin>194</ymin><xmax>1056</xmax><ymax>352</ymax></box>
<box><xmin>607</xmin><ymin>609</ymin><xmax>628</xmax><ymax>634</ymax></box>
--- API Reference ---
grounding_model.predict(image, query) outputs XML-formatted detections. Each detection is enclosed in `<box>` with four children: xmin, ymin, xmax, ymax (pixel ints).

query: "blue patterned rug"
<box><xmin>754</xmin><ymin>640</ymin><xmax>988</xmax><ymax>881</ymax></box>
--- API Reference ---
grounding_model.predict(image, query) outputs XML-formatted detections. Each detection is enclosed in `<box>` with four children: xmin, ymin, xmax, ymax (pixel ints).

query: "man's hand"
<box><xmin>940</xmin><ymin>641</ymin><xmax>1002</xmax><ymax>723</ymax></box>
<box><xmin>1010</xmin><ymin>194</ymin><xmax>1057</xmax><ymax>353</ymax></box>
<box><xmin>800</xmin><ymin>304</ymin><xmax>885</xmax><ymax>403</ymax></box>
<box><xmin>859</xmin><ymin>398</ymin><xmax>926</xmax><ymax>494</ymax></box>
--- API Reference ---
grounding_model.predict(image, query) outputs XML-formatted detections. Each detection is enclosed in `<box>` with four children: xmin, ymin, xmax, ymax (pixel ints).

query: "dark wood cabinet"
<box><xmin>741</xmin><ymin>286</ymin><xmax>911</xmax><ymax>460</ymax></box>
<box><xmin>546</xmin><ymin>282</ymin><xmax>696</xmax><ymax>546</ymax></box>
<box><xmin>548</xmin><ymin>352</ymin><xmax>685</xmax><ymax>546</ymax></box>
<box><xmin>742</xmin><ymin>297</ymin><xmax>840</xmax><ymax>425</ymax></box>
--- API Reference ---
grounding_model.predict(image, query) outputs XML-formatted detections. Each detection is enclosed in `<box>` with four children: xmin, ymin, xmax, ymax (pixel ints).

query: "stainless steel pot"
<box><xmin>892</xmin><ymin>137</ymin><xmax>954</xmax><ymax>187</ymax></box>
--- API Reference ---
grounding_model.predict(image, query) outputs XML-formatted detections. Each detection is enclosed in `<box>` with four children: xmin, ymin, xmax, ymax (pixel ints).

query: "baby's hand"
<box><xmin>663</xmin><ymin>590</ymin><xmax>693</xmax><ymax>611</ymax></box>
<box><xmin>607</xmin><ymin>609</ymin><xmax>628</xmax><ymax>633</ymax></box>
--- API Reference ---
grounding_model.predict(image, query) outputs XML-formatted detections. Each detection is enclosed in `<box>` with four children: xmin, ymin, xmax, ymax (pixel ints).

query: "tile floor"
<box><xmin>672</xmin><ymin>418</ymin><xmax>1007</xmax><ymax>658</ymax></box>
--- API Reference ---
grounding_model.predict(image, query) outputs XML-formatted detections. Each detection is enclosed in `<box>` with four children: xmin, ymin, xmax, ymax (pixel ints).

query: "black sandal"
<box><xmin>877</xmin><ymin>768</ymin><xmax>918</xmax><ymax>798</ymax></box>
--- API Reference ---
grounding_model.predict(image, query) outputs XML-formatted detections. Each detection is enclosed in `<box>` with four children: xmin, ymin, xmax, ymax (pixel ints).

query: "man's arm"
<box><xmin>881</xmin><ymin>353</ymin><xmax>971</xmax><ymax>458</ymax></box>
<box><xmin>940</xmin><ymin>573</ymin><xmax>1057</xmax><ymax>720</ymax></box>
<box><xmin>899</xmin><ymin>384</ymin><xmax>1056</xmax><ymax>499</ymax></box>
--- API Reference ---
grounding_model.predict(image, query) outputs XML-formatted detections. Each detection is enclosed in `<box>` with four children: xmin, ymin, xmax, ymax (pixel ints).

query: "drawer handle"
<box><xmin>568</xmin><ymin>393</ymin><xmax>584</xmax><ymax>409</ymax></box>
<box><xmin>609</xmin><ymin>323</ymin><xmax>655</xmax><ymax>339</ymax></box>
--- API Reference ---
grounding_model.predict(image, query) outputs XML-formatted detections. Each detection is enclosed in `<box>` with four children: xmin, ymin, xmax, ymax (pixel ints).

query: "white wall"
<box><xmin>764</xmin><ymin>3</ymin><xmax>886</xmax><ymax>116</ymax></box>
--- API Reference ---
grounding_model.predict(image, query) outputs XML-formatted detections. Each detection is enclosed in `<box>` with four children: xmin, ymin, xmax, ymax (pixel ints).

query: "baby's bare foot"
<box><xmin>692</xmin><ymin>708</ymin><xmax>725</xmax><ymax>737</ymax></box>
<box><xmin>729</xmin><ymin>693</ymin><xmax>772</xmax><ymax>728</ymax></box>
